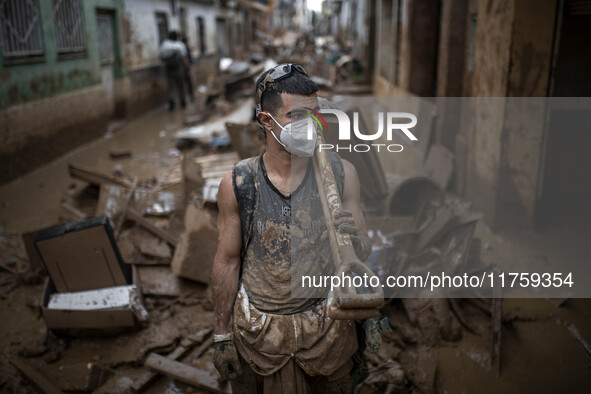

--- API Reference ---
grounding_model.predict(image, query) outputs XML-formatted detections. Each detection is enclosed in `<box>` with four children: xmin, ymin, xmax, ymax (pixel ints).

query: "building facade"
<box><xmin>0</xmin><ymin>0</ymin><xmax>127</xmax><ymax>184</ymax></box>
<box><xmin>368</xmin><ymin>0</ymin><xmax>591</xmax><ymax>229</ymax></box>
<box><xmin>0</xmin><ymin>0</ymin><xmax>270</xmax><ymax>184</ymax></box>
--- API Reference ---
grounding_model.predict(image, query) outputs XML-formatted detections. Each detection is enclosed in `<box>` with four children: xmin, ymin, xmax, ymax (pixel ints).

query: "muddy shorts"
<box><xmin>232</xmin><ymin>285</ymin><xmax>358</xmax><ymax>392</ymax></box>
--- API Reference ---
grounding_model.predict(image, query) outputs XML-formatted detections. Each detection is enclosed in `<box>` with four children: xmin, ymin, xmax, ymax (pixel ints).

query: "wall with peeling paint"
<box><xmin>122</xmin><ymin>0</ymin><xmax>247</xmax><ymax>71</ymax></box>
<box><xmin>0</xmin><ymin>0</ymin><xmax>125</xmax><ymax>110</ymax></box>
<box><xmin>0</xmin><ymin>0</ymin><xmax>126</xmax><ymax>184</ymax></box>
<box><xmin>370</xmin><ymin>0</ymin><xmax>559</xmax><ymax>228</ymax></box>
<box><xmin>467</xmin><ymin>0</ymin><xmax>557</xmax><ymax>228</ymax></box>
<box><xmin>496</xmin><ymin>0</ymin><xmax>556</xmax><ymax>226</ymax></box>
<box><xmin>119</xmin><ymin>0</ymin><xmax>248</xmax><ymax>116</ymax></box>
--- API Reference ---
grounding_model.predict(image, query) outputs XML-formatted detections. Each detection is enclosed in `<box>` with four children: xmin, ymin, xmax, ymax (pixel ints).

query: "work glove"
<box><xmin>334</xmin><ymin>210</ymin><xmax>365</xmax><ymax>256</ymax></box>
<box><xmin>213</xmin><ymin>339</ymin><xmax>243</xmax><ymax>380</ymax></box>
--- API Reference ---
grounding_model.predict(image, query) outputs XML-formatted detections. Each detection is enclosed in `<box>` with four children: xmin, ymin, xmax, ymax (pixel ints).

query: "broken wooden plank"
<box><xmin>144</xmin><ymin>353</ymin><xmax>225</xmax><ymax>394</ymax></box>
<box><xmin>192</xmin><ymin>335</ymin><xmax>214</xmax><ymax>359</ymax></box>
<box><xmin>68</xmin><ymin>163</ymin><xmax>134</xmax><ymax>188</ymax></box>
<box><xmin>10</xmin><ymin>358</ymin><xmax>64</xmax><ymax>394</ymax></box>
<box><xmin>132</xmin><ymin>337</ymin><xmax>203</xmax><ymax>393</ymax></box>
<box><xmin>126</xmin><ymin>208</ymin><xmax>178</xmax><ymax>247</ymax></box>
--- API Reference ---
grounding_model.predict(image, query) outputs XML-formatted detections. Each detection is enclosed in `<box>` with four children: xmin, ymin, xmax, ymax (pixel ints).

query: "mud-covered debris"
<box><xmin>96</xmin><ymin>184</ymin><xmax>134</xmax><ymax>225</ymax></box>
<box><xmin>68</xmin><ymin>162</ymin><xmax>134</xmax><ymax>188</ymax></box>
<box><xmin>131</xmin><ymin>337</ymin><xmax>200</xmax><ymax>392</ymax></box>
<box><xmin>135</xmin><ymin>231</ymin><xmax>172</xmax><ymax>260</ymax></box>
<box><xmin>357</xmin><ymin>349</ymin><xmax>405</xmax><ymax>394</ymax></box>
<box><xmin>225</xmin><ymin>121</ymin><xmax>266</xmax><ymax>160</ymax></box>
<box><xmin>40</xmin><ymin>362</ymin><xmax>111</xmax><ymax>392</ymax></box>
<box><xmin>171</xmin><ymin>203</ymin><xmax>218</xmax><ymax>285</ymax></box>
<box><xmin>109</xmin><ymin>149</ymin><xmax>132</xmax><ymax>159</ymax></box>
<box><xmin>425</xmin><ymin>144</ymin><xmax>454</xmax><ymax>190</ymax></box>
<box><xmin>402</xmin><ymin>298</ymin><xmax>462</xmax><ymax>345</ymax></box>
<box><xmin>10</xmin><ymin>358</ymin><xmax>64</xmax><ymax>394</ymax></box>
<box><xmin>144</xmin><ymin>353</ymin><xmax>224</xmax><ymax>393</ymax></box>
<box><xmin>138</xmin><ymin>266</ymin><xmax>191</xmax><ymax>297</ymax></box>
<box><xmin>126</xmin><ymin>208</ymin><xmax>178</xmax><ymax>246</ymax></box>
<box><xmin>19</xmin><ymin>343</ymin><xmax>47</xmax><ymax>358</ymax></box>
<box><xmin>59</xmin><ymin>202</ymin><xmax>87</xmax><ymax>220</ymax></box>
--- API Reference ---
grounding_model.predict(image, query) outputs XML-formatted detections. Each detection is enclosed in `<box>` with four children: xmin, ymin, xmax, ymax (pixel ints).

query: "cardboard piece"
<box><xmin>171</xmin><ymin>204</ymin><xmax>217</xmax><ymax>284</ymax></box>
<box><xmin>22</xmin><ymin>225</ymin><xmax>57</xmax><ymax>273</ymax></box>
<box><xmin>34</xmin><ymin>216</ymin><xmax>130</xmax><ymax>293</ymax></box>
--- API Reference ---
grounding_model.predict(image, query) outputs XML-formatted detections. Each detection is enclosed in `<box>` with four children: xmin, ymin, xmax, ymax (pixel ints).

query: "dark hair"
<box><xmin>168</xmin><ymin>30</ymin><xmax>178</xmax><ymax>41</ymax></box>
<box><xmin>255</xmin><ymin>67</ymin><xmax>319</xmax><ymax>115</ymax></box>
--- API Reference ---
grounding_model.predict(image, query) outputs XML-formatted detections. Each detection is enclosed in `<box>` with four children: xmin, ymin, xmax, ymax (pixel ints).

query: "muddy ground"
<box><xmin>1</xmin><ymin>105</ymin><xmax>590</xmax><ymax>393</ymax></box>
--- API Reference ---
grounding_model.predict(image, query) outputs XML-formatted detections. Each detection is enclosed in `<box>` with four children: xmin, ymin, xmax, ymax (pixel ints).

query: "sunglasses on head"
<box><xmin>255</xmin><ymin>64</ymin><xmax>309</xmax><ymax>107</ymax></box>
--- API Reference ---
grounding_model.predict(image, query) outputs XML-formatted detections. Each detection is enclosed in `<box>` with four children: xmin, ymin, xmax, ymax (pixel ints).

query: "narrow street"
<box><xmin>1</xmin><ymin>0</ymin><xmax>591</xmax><ymax>393</ymax></box>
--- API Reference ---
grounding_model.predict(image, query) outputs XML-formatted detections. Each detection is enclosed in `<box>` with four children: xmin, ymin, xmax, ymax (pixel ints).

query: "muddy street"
<box><xmin>0</xmin><ymin>101</ymin><xmax>590</xmax><ymax>392</ymax></box>
<box><xmin>2</xmin><ymin>0</ymin><xmax>591</xmax><ymax>393</ymax></box>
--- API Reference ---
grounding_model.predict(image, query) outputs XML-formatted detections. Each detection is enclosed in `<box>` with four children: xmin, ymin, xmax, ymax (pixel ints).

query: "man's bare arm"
<box><xmin>212</xmin><ymin>171</ymin><xmax>242</xmax><ymax>335</ymax></box>
<box><xmin>341</xmin><ymin>159</ymin><xmax>371</xmax><ymax>261</ymax></box>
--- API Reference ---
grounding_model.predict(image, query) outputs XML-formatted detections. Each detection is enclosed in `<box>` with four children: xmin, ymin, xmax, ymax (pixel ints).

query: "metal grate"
<box><xmin>0</xmin><ymin>0</ymin><xmax>44</xmax><ymax>58</ymax></box>
<box><xmin>53</xmin><ymin>0</ymin><xmax>86</xmax><ymax>54</ymax></box>
<box><xmin>155</xmin><ymin>12</ymin><xmax>168</xmax><ymax>44</ymax></box>
<box><xmin>97</xmin><ymin>14</ymin><xmax>113</xmax><ymax>65</ymax></box>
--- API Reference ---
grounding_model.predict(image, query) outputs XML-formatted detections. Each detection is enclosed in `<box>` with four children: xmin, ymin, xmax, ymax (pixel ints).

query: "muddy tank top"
<box><xmin>232</xmin><ymin>153</ymin><xmax>344</xmax><ymax>314</ymax></box>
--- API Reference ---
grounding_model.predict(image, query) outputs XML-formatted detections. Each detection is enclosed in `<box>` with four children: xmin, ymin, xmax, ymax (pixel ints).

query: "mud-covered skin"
<box><xmin>213</xmin><ymin>339</ymin><xmax>243</xmax><ymax>380</ymax></box>
<box><xmin>232</xmin><ymin>152</ymin><xmax>344</xmax><ymax>314</ymax></box>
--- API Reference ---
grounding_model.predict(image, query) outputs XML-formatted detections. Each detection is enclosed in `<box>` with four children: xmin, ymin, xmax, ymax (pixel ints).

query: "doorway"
<box><xmin>216</xmin><ymin>17</ymin><xmax>229</xmax><ymax>57</ymax></box>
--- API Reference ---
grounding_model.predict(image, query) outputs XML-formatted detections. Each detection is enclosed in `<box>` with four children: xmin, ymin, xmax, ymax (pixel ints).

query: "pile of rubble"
<box><xmin>1</xmin><ymin>98</ymin><xmax>500</xmax><ymax>393</ymax></box>
<box><xmin>0</xmin><ymin>54</ymin><xmax>504</xmax><ymax>393</ymax></box>
<box><xmin>0</xmin><ymin>109</ymin><xmax>266</xmax><ymax>393</ymax></box>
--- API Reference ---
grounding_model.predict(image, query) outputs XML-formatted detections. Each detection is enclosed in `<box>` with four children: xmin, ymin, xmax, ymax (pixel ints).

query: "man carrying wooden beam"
<box><xmin>211</xmin><ymin>64</ymin><xmax>376</xmax><ymax>393</ymax></box>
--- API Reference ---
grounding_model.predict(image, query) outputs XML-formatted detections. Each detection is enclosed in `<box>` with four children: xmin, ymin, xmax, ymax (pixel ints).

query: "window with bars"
<box><xmin>155</xmin><ymin>12</ymin><xmax>168</xmax><ymax>44</ymax></box>
<box><xmin>0</xmin><ymin>0</ymin><xmax>45</xmax><ymax>61</ymax></box>
<box><xmin>53</xmin><ymin>0</ymin><xmax>86</xmax><ymax>55</ymax></box>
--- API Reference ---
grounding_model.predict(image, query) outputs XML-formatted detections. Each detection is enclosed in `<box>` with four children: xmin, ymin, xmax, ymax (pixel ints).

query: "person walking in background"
<box><xmin>159</xmin><ymin>30</ymin><xmax>188</xmax><ymax>110</ymax></box>
<box><xmin>182</xmin><ymin>36</ymin><xmax>195</xmax><ymax>103</ymax></box>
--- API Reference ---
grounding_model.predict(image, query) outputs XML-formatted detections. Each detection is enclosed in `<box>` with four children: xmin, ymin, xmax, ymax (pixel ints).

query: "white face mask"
<box><xmin>266</xmin><ymin>113</ymin><xmax>317</xmax><ymax>157</ymax></box>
